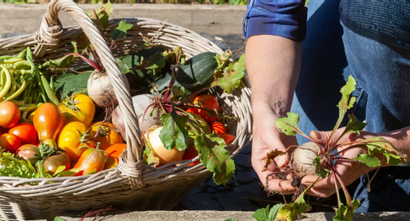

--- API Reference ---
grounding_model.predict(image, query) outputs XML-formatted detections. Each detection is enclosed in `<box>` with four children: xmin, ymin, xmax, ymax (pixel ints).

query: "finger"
<box><xmin>310</xmin><ymin>130</ymin><xmax>333</xmax><ymax>145</ymax></box>
<box><xmin>265</xmin><ymin>174</ymin><xmax>297</xmax><ymax>194</ymax></box>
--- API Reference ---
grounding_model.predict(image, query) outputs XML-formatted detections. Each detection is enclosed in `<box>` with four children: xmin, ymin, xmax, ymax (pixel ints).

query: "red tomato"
<box><xmin>43</xmin><ymin>152</ymin><xmax>71</xmax><ymax>175</ymax></box>
<box><xmin>9</xmin><ymin>122</ymin><xmax>37</xmax><ymax>145</ymax></box>
<box><xmin>0</xmin><ymin>101</ymin><xmax>20</xmax><ymax>128</ymax></box>
<box><xmin>33</xmin><ymin>103</ymin><xmax>64</xmax><ymax>141</ymax></box>
<box><xmin>182</xmin><ymin>145</ymin><xmax>200</xmax><ymax>166</ymax></box>
<box><xmin>211</xmin><ymin>121</ymin><xmax>227</xmax><ymax>134</ymax></box>
<box><xmin>16</xmin><ymin>144</ymin><xmax>41</xmax><ymax>165</ymax></box>
<box><xmin>0</xmin><ymin>133</ymin><xmax>21</xmax><ymax>153</ymax></box>
<box><xmin>192</xmin><ymin>95</ymin><xmax>220</xmax><ymax>123</ymax></box>
<box><xmin>104</xmin><ymin>143</ymin><xmax>127</xmax><ymax>169</ymax></box>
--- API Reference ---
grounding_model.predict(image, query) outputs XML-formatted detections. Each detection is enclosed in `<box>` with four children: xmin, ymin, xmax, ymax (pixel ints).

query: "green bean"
<box><xmin>0</xmin><ymin>56</ymin><xmax>13</xmax><ymax>61</ymax></box>
<box><xmin>41</xmin><ymin>76</ymin><xmax>59</xmax><ymax>106</ymax></box>
<box><xmin>4</xmin><ymin>76</ymin><xmax>26</xmax><ymax>102</ymax></box>
<box><xmin>17</xmin><ymin>48</ymin><xmax>27</xmax><ymax>59</ymax></box>
<box><xmin>12</xmin><ymin>99</ymin><xmax>25</xmax><ymax>106</ymax></box>
<box><xmin>49</xmin><ymin>76</ymin><xmax>54</xmax><ymax>91</ymax></box>
<box><xmin>34</xmin><ymin>92</ymin><xmax>42</xmax><ymax>104</ymax></box>
<box><xmin>1</xmin><ymin>57</ymin><xmax>23</xmax><ymax>64</ymax></box>
<box><xmin>0</xmin><ymin>67</ymin><xmax>12</xmax><ymax>101</ymax></box>
<box><xmin>13</xmin><ymin>61</ymin><xmax>30</xmax><ymax>70</ymax></box>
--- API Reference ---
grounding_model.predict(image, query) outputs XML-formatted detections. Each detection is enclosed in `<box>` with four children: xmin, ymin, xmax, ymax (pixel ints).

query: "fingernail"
<box><xmin>311</xmin><ymin>131</ymin><xmax>321</xmax><ymax>140</ymax></box>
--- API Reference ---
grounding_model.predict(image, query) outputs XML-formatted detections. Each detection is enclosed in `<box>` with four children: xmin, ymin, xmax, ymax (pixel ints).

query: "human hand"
<box><xmin>251</xmin><ymin>106</ymin><xmax>298</xmax><ymax>195</ymax></box>
<box><xmin>301</xmin><ymin>128</ymin><xmax>380</xmax><ymax>198</ymax></box>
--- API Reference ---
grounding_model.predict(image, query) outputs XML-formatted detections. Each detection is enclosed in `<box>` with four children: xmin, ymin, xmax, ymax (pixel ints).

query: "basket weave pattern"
<box><xmin>0</xmin><ymin>0</ymin><xmax>252</xmax><ymax>220</ymax></box>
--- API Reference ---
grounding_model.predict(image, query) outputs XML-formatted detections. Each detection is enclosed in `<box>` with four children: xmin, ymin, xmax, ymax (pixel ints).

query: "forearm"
<box><xmin>245</xmin><ymin>35</ymin><xmax>302</xmax><ymax>118</ymax></box>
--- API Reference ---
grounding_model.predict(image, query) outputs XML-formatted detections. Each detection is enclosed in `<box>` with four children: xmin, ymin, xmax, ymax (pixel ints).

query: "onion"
<box><xmin>144</xmin><ymin>125</ymin><xmax>185</xmax><ymax>165</ymax></box>
<box><xmin>112</xmin><ymin>94</ymin><xmax>160</xmax><ymax>139</ymax></box>
<box><xmin>291</xmin><ymin>142</ymin><xmax>321</xmax><ymax>177</ymax></box>
<box><xmin>87</xmin><ymin>70</ymin><xmax>130</xmax><ymax>108</ymax></box>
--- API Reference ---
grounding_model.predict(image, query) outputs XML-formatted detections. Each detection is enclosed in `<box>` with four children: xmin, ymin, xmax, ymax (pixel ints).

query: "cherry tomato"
<box><xmin>43</xmin><ymin>152</ymin><xmax>71</xmax><ymax>175</ymax></box>
<box><xmin>33</xmin><ymin>103</ymin><xmax>64</xmax><ymax>141</ymax></box>
<box><xmin>57</xmin><ymin>121</ymin><xmax>95</xmax><ymax>163</ymax></box>
<box><xmin>59</xmin><ymin>94</ymin><xmax>96</xmax><ymax>127</ymax></box>
<box><xmin>211</xmin><ymin>121</ymin><xmax>227</xmax><ymax>134</ymax></box>
<box><xmin>192</xmin><ymin>95</ymin><xmax>220</xmax><ymax>123</ymax></box>
<box><xmin>104</xmin><ymin>143</ymin><xmax>127</xmax><ymax>169</ymax></box>
<box><xmin>89</xmin><ymin>121</ymin><xmax>123</xmax><ymax>150</ymax></box>
<box><xmin>73</xmin><ymin>147</ymin><xmax>106</xmax><ymax>175</ymax></box>
<box><xmin>9</xmin><ymin>122</ymin><xmax>37</xmax><ymax>145</ymax></box>
<box><xmin>0</xmin><ymin>133</ymin><xmax>21</xmax><ymax>153</ymax></box>
<box><xmin>16</xmin><ymin>144</ymin><xmax>41</xmax><ymax>165</ymax></box>
<box><xmin>0</xmin><ymin>101</ymin><xmax>20</xmax><ymax>128</ymax></box>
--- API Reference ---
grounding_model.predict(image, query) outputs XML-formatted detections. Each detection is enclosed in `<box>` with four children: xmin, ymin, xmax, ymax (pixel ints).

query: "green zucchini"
<box><xmin>154</xmin><ymin>51</ymin><xmax>219</xmax><ymax>94</ymax></box>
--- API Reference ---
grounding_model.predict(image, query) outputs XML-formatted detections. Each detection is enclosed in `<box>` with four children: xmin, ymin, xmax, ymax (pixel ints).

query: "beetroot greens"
<box><xmin>262</xmin><ymin>75</ymin><xmax>407</xmax><ymax>221</ymax></box>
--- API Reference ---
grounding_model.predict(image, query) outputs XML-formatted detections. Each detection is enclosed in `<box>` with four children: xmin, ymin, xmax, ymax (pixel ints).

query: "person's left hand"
<box><xmin>300</xmin><ymin>128</ymin><xmax>382</xmax><ymax>198</ymax></box>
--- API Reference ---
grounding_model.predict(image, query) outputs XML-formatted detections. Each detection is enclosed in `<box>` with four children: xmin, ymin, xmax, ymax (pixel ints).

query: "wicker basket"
<box><xmin>0</xmin><ymin>0</ymin><xmax>252</xmax><ymax>220</ymax></box>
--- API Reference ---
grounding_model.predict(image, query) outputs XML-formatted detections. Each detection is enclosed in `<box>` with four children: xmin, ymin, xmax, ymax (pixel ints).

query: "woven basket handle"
<box><xmin>39</xmin><ymin>0</ymin><xmax>144</xmax><ymax>182</ymax></box>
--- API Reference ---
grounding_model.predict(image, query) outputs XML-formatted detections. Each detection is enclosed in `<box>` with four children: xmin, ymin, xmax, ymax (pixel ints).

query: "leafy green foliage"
<box><xmin>352</xmin><ymin>154</ymin><xmax>381</xmax><ymax>167</ymax></box>
<box><xmin>194</xmin><ymin>133</ymin><xmax>235</xmax><ymax>185</ymax></box>
<box><xmin>159</xmin><ymin>113</ymin><xmax>189</xmax><ymax>151</ymax></box>
<box><xmin>53</xmin><ymin>71</ymin><xmax>92</xmax><ymax>101</ymax></box>
<box><xmin>364</xmin><ymin>137</ymin><xmax>407</xmax><ymax>165</ymax></box>
<box><xmin>340</xmin><ymin>114</ymin><xmax>367</xmax><ymax>137</ymax></box>
<box><xmin>333</xmin><ymin>199</ymin><xmax>360</xmax><ymax>221</ymax></box>
<box><xmin>115</xmin><ymin>58</ymin><xmax>130</xmax><ymax>74</ymax></box>
<box><xmin>0</xmin><ymin>148</ymin><xmax>50</xmax><ymax>179</ymax></box>
<box><xmin>111</xmin><ymin>20</ymin><xmax>133</xmax><ymax>41</ymax></box>
<box><xmin>253</xmin><ymin>204</ymin><xmax>284</xmax><ymax>221</ymax></box>
<box><xmin>313</xmin><ymin>156</ymin><xmax>330</xmax><ymax>178</ymax></box>
<box><xmin>86</xmin><ymin>1</ymin><xmax>113</xmax><ymax>31</ymax></box>
<box><xmin>275</xmin><ymin>113</ymin><xmax>301</xmax><ymax>136</ymax></box>
<box><xmin>211</xmin><ymin>54</ymin><xmax>246</xmax><ymax>94</ymax></box>
<box><xmin>40</xmin><ymin>42</ymin><xmax>79</xmax><ymax>70</ymax></box>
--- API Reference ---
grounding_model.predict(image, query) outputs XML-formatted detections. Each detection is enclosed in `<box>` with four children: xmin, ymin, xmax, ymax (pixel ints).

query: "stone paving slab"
<box><xmin>53</xmin><ymin>211</ymin><xmax>410</xmax><ymax>221</ymax></box>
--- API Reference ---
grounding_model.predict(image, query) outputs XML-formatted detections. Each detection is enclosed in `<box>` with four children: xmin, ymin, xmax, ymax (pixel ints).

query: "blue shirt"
<box><xmin>243</xmin><ymin>0</ymin><xmax>308</xmax><ymax>42</ymax></box>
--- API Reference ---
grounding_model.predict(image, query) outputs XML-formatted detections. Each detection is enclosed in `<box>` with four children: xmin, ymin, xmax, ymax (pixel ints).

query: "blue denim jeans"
<box><xmin>290</xmin><ymin>0</ymin><xmax>410</xmax><ymax>212</ymax></box>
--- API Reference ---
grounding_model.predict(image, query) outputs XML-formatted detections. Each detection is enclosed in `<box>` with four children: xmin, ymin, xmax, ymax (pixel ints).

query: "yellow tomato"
<box><xmin>57</xmin><ymin>121</ymin><xmax>95</xmax><ymax>163</ymax></box>
<box><xmin>59</xmin><ymin>94</ymin><xmax>95</xmax><ymax>127</ymax></box>
<box><xmin>89</xmin><ymin>121</ymin><xmax>124</xmax><ymax>150</ymax></box>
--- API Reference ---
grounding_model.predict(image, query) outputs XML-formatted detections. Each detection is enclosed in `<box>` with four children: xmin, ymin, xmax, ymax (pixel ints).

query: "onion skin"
<box><xmin>291</xmin><ymin>142</ymin><xmax>321</xmax><ymax>177</ymax></box>
<box><xmin>145</xmin><ymin>126</ymin><xmax>185</xmax><ymax>165</ymax></box>
<box><xmin>87</xmin><ymin>70</ymin><xmax>130</xmax><ymax>108</ymax></box>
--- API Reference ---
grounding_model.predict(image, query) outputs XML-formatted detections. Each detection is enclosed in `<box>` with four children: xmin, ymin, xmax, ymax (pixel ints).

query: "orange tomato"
<box><xmin>9</xmin><ymin>122</ymin><xmax>37</xmax><ymax>145</ymax></box>
<box><xmin>211</xmin><ymin>121</ymin><xmax>227</xmax><ymax>134</ymax></box>
<box><xmin>89</xmin><ymin>121</ymin><xmax>123</xmax><ymax>150</ymax></box>
<box><xmin>0</xmin><ymin>101</ymin><xmax>20</xmax><ymax>128</ymax></box>
<box><xmin>218</xmin><ymin>133</ymin><xmax>235</xmax><ymax>145</ymax></box>
<box><xmin>73</xmin><ymin>147</ymin><xmax>106</xmax><ymax>175</ymax></box>
<box><xmin>104</xmin><ymin>143</ymin><xmax>127</xmax><ymax>169</ymax></box>
<box><xmin>182</xmin><ymin>145</ymin><xmax>200</xmax><ymax>166</ymax></box>
<box><xmin>33</xmin><ymin>103</ymin><xmax>64</xmax><ymax>141</ymax></box>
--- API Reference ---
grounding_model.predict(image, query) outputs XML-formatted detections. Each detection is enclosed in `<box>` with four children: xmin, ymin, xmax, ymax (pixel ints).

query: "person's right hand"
<box><xmin>251</xmin><ymin>106</ymin><xmax>298</xmax><ymax>195</ymax></box>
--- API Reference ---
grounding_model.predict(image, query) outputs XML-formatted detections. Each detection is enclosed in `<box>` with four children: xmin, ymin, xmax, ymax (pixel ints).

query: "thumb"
<box><xmin>310</xmin><ymin>130</ymin><xmax>332</xmax><ymax>145</ymax></box>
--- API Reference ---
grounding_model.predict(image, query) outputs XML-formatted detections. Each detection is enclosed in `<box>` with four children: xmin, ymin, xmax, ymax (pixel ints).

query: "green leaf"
<box><xmin>53</xmin><ymin>71</ymin><xmax>92</xmax><ymax>101</ymax></box>
<box><xmin>160</xmin><ymin>113</ymin><xmax>189</xmax><ymax>151</ymax></box>
<box><xmin>211</xmin><ymin>54</ymin><xmax>245</xmax><ymax>94</ymax></box>
<box><xmin>41</xmin><ymin>42</ymin><xmax>78</xmax><ymax>70</ymax></box>
<box><xmin>53</xmin><ymin>217</ymin><xmax>67</xmax><ymax>221</ymax></box>
<box><xmin>275</xmin><ymin>112</ymin><xmax>301</xmax><ymax>136</ymax></box>
<box><xmin>333</xmin><ymin>199</ymin><xmax>360</xmax><ymax>221</ymax></box>
<box><xmin>352</xmin><ymin>154</ymin><xmax>381</xmax><ymax>167</ymax></box>
<box><xmin>116</xmin><ymin>58</ymin><xmax>130</xmax><ymax>74</ymax></box>
<box><xmin>86</xmin><ymin>1</ymin><xmax>113</xmax><ymax>31</ymax></box>
<box><xmin>364</xmin><ymin>137</ymin><xmax>407</xmax><ymax>165</ymax></box>
<box><xmin>253</xmin><ymin>206</ymin><xmax>269</xmax><ymax>221</ymax></box>
<box><xmin>145</xmin><ymin>52</ymin><xmax>166</xmax><ymax>73</ymax></box>
<box><xmin>54</xmin><ymin>168</ymin><xmax>82</xmax><ymax>177</ymax></box>
<box><xmin>194</xmin><ymin>133</ymin><xmax>235</xmax><ymax>185</ymax></box>
<box><xmin>268</xmin><ymin>204</ymin><xmax>285</xmax><ymax>221</ymax></box>
<box><xmin>313</xmin><ymin>156</ymin><xmax>331</xmax><ymax>178</ymax></box>
<box><xmin>143</xmin><ymin>142</ymin><xmax>160</xmax><ymax>166</ymax></box>
<box><xmin>342</xmin><ymin>114</ymin><xmax>367</xmax><ymax>136</ymax></box>
<box><xmin>111</xmin><ymin>20</ymin><xmax>133</xmax><ymax>41</ymax></box>
<box><xmin>276</xmin><ymin>178</ymin><xmax>319</xmax><ymax>221</ymax></box>
<box><xmin>52</xmin><ymin>166</ymin><xmax>67</xmax><ymax>176</ymax></box>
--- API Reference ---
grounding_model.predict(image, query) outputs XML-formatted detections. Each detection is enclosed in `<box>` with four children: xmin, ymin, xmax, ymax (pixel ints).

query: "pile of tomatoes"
<box><xmin>0</xmin><ymin>94</ymin><xmax>125</xmax><ymax>176</ymax></box>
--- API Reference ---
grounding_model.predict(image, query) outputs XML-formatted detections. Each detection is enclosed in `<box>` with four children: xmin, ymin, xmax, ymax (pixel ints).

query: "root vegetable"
<box><xmin>144</xmin><ymin>125</ymin><xmax>185</xmax><ymax>165</ymax></box>
<box><xmin>112</xmin><ymin>94</ymin><xmax>160</xmax><ymax>139</ymax></box>
<box><xmin>291</xmin><ymin>142</ymin><xmax>321</xmax><ymax>178</ymax></box>
<box><xmin>87</xmin><ymin>70</ymin><xmax>130</xmax><ymax>108</ymax></box>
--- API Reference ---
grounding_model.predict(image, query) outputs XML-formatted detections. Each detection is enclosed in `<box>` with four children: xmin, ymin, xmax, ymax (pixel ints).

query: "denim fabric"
<box><xmin>289</xmin><ymin>0</ymin><xmax>410</xmax><ymax>213</ymax></box>
<box><xmin>243</xmin><ymin>0</ymin><xmax>307</xmax><ymax>41</ymax></box>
